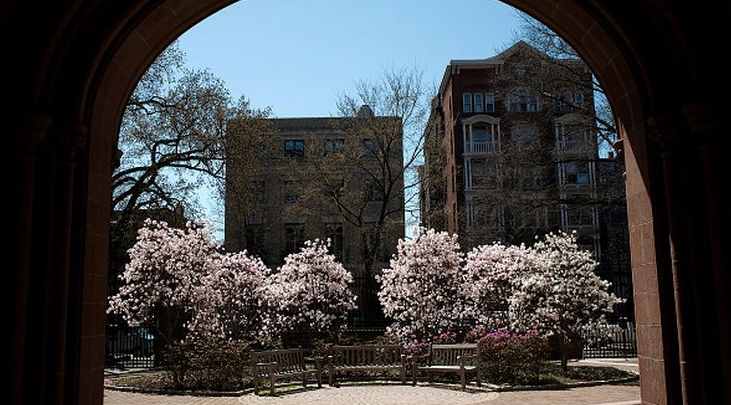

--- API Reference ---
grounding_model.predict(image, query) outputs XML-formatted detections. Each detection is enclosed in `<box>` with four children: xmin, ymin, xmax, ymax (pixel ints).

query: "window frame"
<box><xmin>283</xmin><ymin>139</ymin><xmax>305</xmax><ymax>157</ymax></box>
<box><xmin>463</xmin><ymin>92</ymin><xmax>473</xmax><ymax>113</ymax></box>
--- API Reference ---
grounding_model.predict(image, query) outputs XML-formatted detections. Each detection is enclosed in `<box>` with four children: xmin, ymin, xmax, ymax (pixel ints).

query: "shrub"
<box><xmin>377</xmin><ymin>228</ymin><xmax>469</xmax><ymax>345</ymax></box>
<box><xmin>509</xmin><ymin>231</ymin><xmax>621</xmax><ymax>369</ymax></box>
<box><xmin>163</xmin><ymin>338</ymin><xmax>253</xmax><ymax>391</ymax></box>
<box><xmin>187</xmin><ymin>251</ymin><xmax>269</xmax><ymax>343</ymax></box>
<box><xmin>463</xmin><ymin>243</ymin><xmax>536</xmax><ymax>329</ymax></box>
<box><xmin>259</xmin><ymin>239</ymin><xmax>357</xmax><ymax>346</ymax></box>
<box><xmin>478</xmin><ymin>331</ymin><xmax>548</xmax><ymax>385</ymax></box>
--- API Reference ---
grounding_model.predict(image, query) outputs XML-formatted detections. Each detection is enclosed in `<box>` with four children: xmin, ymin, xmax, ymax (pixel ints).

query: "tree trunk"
<box><xmin>560</xmin><ymin>335</ymin><xmax>569</xmax><ymax>371</ymax></box>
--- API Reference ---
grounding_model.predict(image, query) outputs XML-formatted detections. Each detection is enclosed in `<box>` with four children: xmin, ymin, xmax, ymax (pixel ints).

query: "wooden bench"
<box><xmin>251</xmin><ymin>349</ymin><xmax>322</xmax><ymax>395</ymax></box>
<box><xmin>412</xmin><ymin>343</ymin><xmax>481</xmax><ymax>390</ymax></box>
<box><xmin>327</xmin><ymin>345</ymin><xmax>407</xmax><ymax>386</ymax></box>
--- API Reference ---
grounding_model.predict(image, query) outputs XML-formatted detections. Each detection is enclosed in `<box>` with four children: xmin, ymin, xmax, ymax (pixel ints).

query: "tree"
<box><xmin>377</xmin><ymin>228</ymin><xmax>469</xmax><ymax>345</ymax></box>
<box><xmin>287</xmin><ymin>67</ymin><xmax>430</xmax><ymax>321</ymax></box>
<box><xmin>462</xmin><ymin>242</ymin><xmax>536</xmax><ymax>329</ymax></box>
<box><xmin>114</xmin><ymin>42</ymin><xmax>272</xmax><ymax>236</ymax></box>
<box><xmin>508</xmin><ymin>231</ymin><xmax>621</xmax><ymax>369</ymax></box>
<box><xmin>514</xmin><ymin>13</ymin><xmax>618</xmax><ymax>156</ymax></box>
<box><xmin>259</xmin><ymin>239</ymin><xmax>357</xmax><ymax>345</ymax></box>
<box><xmin>107</xmin><ymin>219</ymin><xmax>218</xmax><ymax>345</ymax></box>
<box><xmin>186</xmin><ymin>251</ymin><xmax>270</xmax><ymax>343</ymax></box>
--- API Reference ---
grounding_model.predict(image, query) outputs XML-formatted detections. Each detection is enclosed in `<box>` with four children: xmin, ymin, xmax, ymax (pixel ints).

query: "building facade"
<box><xmin>225</xmin><ymin>106</ymin><xmax>405</xmax><ymax>325</ymax></box>
<box><xmin>421</xmin><ymin>41</ymin><xmax>632</xmax><ymax>319</ymax></box>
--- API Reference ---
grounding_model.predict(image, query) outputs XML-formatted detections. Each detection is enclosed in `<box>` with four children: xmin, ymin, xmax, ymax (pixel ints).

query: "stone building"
<box><xmin>225</xmin><ymin>106</ymin><xmax>405</xmax><ymax>325</ymax></box>
<box><xmin>421</xmin><ymin>41</ymin><xmax>632</xmax><ymax>319</ymax></box>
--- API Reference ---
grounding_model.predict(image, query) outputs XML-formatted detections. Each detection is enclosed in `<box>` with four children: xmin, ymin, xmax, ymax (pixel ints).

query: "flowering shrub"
<box><xmin>259</xmin><ymin>239</ymin><xmax>356</xmax><ymax>343</ymax></box>
<box><xmin>509</xmin><ymin>231</ymin><xmax>621</xmax><ymax>368</ymax></box>
<box><xmin>186</xmin><ymin>251</ymin><xmax>269</xmax><ymax>342</ymax></box>
<box><xmin>163</xmin><ymin>338</ymin><xmax>252</xmax><ymax>390</ymax></box>
<box><xmin>377</xmin><ymin>228</ymin><xmax>469</xmax><ymax>345</ymax></box>
<box><xmin>107</xmin><ymin>219</ymin><xmax>218</xmax><ymax>341</ymax></box>
<box><xmin>478</xmin><ymin>330</ymin><xmax>548</xmax><ymax>384</ymax></box>
<box><xmin>463</xmin><ymin>243</ymin><xmax>536</xmax><ymax>329</ymax></box>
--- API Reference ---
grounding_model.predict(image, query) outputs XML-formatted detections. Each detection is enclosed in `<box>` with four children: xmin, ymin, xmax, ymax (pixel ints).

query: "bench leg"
<box><xmin>254</xmin><ymin>377</ymin><xmax>259</xmax><ymax>396</ymax></box>
<box><xmin>476</xmin><ymin>369</ymin><xmax>482</xmax><ymax>387</ymax></box>
<box><xmin>303</xmin><ymin>371</ymin><xmax>307</xmax><ymax>388</ymax></box>
<box><xmin>412</xmin><ymin>364</ymin><xmax>417</xmax><ymax>386</ymax></box>
<box><xmin>317</xmin><ymin>370</ymin><xmax>322</xmax><ymax>388</ymax></box>
<box><xmin>401</xmin><ymin>367</ymin><xmax>406</xmax><ymax>384</ymax></box>
<box><xmin>460</xmin><ymin>370</ymin><xmax>466</xmax><ymax>391</ymax></box>
<box><xmin>270</xmin><ymin>374</ymin><xmax>276</xmax><ymax>396</ymax></box>
<box><xmin>428</xmin><ymin>372</ymin><xmax>433</xmax><ymax>384</ymax></box>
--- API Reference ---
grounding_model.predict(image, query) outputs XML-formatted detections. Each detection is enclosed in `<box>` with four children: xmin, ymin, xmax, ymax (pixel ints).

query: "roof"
<box><xmin>436</xmin><ymin>40</ymin><xmax>581</xmax><ymax>97</ymax></box>
<box><xmin>265</xmin><ymin>115</ymin><xmax>401</xmax><ymax>133</ymax></box>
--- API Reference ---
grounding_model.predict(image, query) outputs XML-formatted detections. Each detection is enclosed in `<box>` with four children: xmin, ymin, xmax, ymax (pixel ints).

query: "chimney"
<box><xmin>357</xmin><ymin>104</ymin><xmax>374</xmax><ymax>118</ymax></box>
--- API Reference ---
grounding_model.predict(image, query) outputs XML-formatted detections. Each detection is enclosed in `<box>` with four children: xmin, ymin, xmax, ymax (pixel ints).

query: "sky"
<box><xmin>175</xmin><ymin>0</ymin><xmax>524</xmax><ymax>238</ymax></box>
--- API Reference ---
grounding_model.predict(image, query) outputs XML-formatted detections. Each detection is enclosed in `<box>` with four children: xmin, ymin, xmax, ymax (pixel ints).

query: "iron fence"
<box><xmin>582</xmin><ymin>324</ymin><xmax>637</xmax><ymax>358</ymax></box>
<box><xmin>105</xmin><ymin>324</ymin><xmax>156</xmax><ymax>369</ymax></box>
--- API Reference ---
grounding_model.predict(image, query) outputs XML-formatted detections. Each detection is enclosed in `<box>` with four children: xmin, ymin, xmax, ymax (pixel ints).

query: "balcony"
<box><xmin>464</xmin><ymin>141</ymin><xmax>495</xmax><ymax>155</ymax></box>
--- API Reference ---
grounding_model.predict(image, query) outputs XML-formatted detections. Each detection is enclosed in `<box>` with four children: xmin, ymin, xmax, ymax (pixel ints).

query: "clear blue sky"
<box><xmin>175</xmin><ymin>0</ymin><xmax>523</xmax><ymax>237</ymax></box>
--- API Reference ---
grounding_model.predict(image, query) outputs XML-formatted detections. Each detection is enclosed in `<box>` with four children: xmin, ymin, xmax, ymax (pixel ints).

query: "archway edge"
<box><xmin>83</xmin><ymin>1</ymin><xmax>663</xmax><ymax>405</ymax></box>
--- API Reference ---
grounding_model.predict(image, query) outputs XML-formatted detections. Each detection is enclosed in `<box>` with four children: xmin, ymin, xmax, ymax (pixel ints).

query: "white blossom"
<box><xmin>258</xmin><ymin>239</ymin><xmax>356</xmax><ymax>342</ymax></box>
<box><xmin>377</xmin><ymin>228</ymin><xmax>469</xmax><ymax>345</ymax></box>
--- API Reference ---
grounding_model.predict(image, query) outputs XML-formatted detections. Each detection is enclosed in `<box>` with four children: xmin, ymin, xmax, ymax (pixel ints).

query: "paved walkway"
<box><xmin>104</xmin><ymin>383</ymin><xmax>639</xmax><ymax>405</ymax></box>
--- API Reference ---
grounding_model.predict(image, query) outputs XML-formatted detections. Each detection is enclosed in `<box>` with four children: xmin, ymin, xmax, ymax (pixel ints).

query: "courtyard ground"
<box><xmin>104</xmin><ymin>382</ymin><xmax>639</xmax><ymax>405</ymax></box>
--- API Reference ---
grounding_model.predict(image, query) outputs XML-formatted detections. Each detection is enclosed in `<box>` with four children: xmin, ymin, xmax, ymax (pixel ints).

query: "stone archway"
<box><xmin>10</xmin><ymin>2</ymin><xmax>726</xmax><ymax>405</ymax></box>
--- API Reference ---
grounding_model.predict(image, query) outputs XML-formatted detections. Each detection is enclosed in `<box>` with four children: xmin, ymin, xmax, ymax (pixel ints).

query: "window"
<box><xmin>362</xmin><ymin>138</ymin><xmax>379</xmax><ymax>158</ymax></box>
<box><xmin>466</xmin><ymin>199</ymin><xmax>475</xmax><ymax>227</ymax></box>
<box><xmin>463</xmin><ymin>93</ymin><xmax>473</xmax><ymax>113</ymax></box>
<box><xmin>324</xmin><ymin>138</ymin><xmax>345</xmax><ymax>154</ymax></box>
<box><xmin>474</xmin><ymin>93</ymin><xmax>484</xmax><ymax>113</ymax></box>
<box><xmin>325</xmin><ymin>223</ymin><xmax>344</xmax><ymax>261</ymax></box>
<box><xmin>556</xmin><ymin>124</ymin><xmax>588</xmax><ymax>152</ymax></box>
<box><xmin>284</xmin><ymin>180</ymin><xmax>300</xmax><ymax>204</ymax></box>
<box><xmin>563</xmin><ymin>161</ymin><xmax>591</xmax><ymax>185</ymax></box>
<box><xmin>284</xmin><ymin>223</ymin><xmax>305</xmax><ymax>254</ymax></box>
<box><xmin>565</xmin><ymin>206</ymin><xmax>594</xmax><ymax>227</ymax></box>
<box><xmin>508</xmin><ymin>88</ymin><xmax>539</xmax><ymax>112</ymax></box>
<box><xmin>249</xmin><ymin>180</ymin><xmax>265</xmax><ymax>204</ymax></box>
<box><xmin>284</xmin><ymin>139</ymin><xmax>305</xmax><ymax>157</ymax></box>
<box><xmin>366</xmin><ymin>180</ymin><xmax>383</xmax><ymax>202</ymax></box>
<box><xmin>244</xmin><ymin>225</ymin><xmax>266</xmax><ymax>258</ymax></box>
<box><xmin>574</xmin><ymin>93</ymin><xmax>585</xmax><ymax>106</ymax></box>
<box><xmin>484</xmin><ymin>94</ymin><xmax>495</xmax><ymax>113</ymax></box>
<box><xmin>512</xmin><ymin>123</ymin><xmax>538</xmax><ymax>144</ymax></box>
<box><xmin>468</xmin><ymin>124</ymin><xmax>496</xmax><ymax>153</ymax></box>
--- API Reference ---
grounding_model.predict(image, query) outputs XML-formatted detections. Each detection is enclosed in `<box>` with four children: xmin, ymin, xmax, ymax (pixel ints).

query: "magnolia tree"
<box><xmin>463</xmin><ymin>243</ymin><xmax>537</xmax><ymax>329</ymax></box>
<box><xmin>509</xmin><ymin>231</ymin><xmax>621</xmax><ymax>369</ymax></box>
<box><xmin>377</xmin><ymin>228</ymin><xmax>470</xmax><ymax>345</ymax></box>
<box><xmin>186</xmin><ymin>251</ymin><xmax>269</xmax><ymax>343</ymax></box>
<box><xmin>108</xmin><ymin>219</ymin><xmax>218</xmax><ymax>343</ymax></box>
<box><xmin>259</xmin><ymin>239</ymin><xmax>357</xmax><ymax>344</ymax></box>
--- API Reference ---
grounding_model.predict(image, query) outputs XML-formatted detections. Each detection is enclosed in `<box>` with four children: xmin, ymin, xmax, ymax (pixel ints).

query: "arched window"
<box><xmin>507</xmin><ymin>87</ymin><xmax>539</xmax><ymax>112</ymax></box>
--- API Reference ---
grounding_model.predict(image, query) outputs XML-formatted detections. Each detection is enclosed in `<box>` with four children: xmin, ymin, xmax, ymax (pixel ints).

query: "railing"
<box><xmin>582</xmin><ymin>324</ymin><xmax>637</xmax><ymax>358</ymax></box>
<box><xmin>105</xmin><ymin>324</ymin><xmax>156</xmax><ymax>369</ymax></box>
<box><xmin>465</xmin><ymin>141</ymin><xmax>495</xmax><ymax>154</ymax></box>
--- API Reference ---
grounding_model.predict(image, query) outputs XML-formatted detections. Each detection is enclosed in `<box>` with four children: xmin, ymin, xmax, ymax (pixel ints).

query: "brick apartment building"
<box><xmin>225</xmin><ymin>106</ymin><xmax>405</xmax><ymax>325</ymax></box>
<box><xmin>420</xmin><ymin>41</ymin><xmax>633</xmax><ymax>319</ymax></box>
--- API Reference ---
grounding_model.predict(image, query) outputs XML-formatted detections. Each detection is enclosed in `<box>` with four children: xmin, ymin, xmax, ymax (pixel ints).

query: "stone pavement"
<box><xmin>104</xmin><ymin>383</ymin><xmax>639</xmax><ymax>405</ymax></box>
